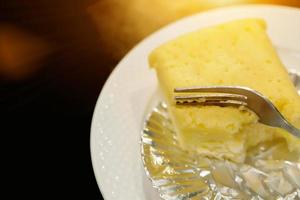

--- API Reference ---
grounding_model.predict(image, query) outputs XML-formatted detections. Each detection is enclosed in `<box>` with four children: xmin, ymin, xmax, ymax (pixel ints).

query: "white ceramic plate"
<box><xmin>91</xmin><ymin>5</ymin><xmax>300</xmax><ymax>200</ymax></box>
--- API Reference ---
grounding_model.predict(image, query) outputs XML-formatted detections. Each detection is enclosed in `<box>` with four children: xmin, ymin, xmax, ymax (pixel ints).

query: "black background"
<box><xmin>1</xmin><ymin>0</ymin><xmax>112</xmax><ymax>199</ymax></box>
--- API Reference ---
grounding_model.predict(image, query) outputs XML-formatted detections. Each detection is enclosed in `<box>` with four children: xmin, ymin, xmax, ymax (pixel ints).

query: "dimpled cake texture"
<box><xmin>149</xmin><ymin>18</ymin><xmax>300</xmax><ymax>162</ymax></box>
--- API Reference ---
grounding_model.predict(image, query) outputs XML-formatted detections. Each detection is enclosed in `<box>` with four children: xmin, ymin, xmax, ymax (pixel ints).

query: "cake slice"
<box><xmin>149</xmin><ymin>18</ymin><xmax>300</xmax><ymax>162</ymax></box>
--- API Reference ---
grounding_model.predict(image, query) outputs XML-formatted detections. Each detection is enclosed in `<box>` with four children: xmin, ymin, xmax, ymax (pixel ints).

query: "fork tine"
<box><xmin>174</xmin><ymin>94</ymin><xmax>247</xmax><ymax>101</ymax></box>
<box><xmin>174</xmin><ymin>86</ymin><xmax>250</xmax><ymax>94</ymax></box>
<box><xmin>175</xmin><ymin>99</ymin><xmax>247</xmax><ymax>107</ymax></box>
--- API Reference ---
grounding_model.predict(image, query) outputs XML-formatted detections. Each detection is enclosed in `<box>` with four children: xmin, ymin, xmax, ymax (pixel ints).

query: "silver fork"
<box><xmin>174</xmin><ymin>86</ymin><xmax>300</xmax><ymax>138</ymax></box>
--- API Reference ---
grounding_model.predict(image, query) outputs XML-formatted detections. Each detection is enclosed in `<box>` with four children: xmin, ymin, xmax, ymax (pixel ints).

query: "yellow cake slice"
<box><xmin>149</xmin><ymin>18</ymin><xmax>300</xmax><ymax>162</ymax></box>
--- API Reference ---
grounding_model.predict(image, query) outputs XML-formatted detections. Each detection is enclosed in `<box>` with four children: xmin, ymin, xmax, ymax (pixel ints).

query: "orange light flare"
<box><xmin>87</xmin><ymin>0</ymin><xmax>300</xmax><ymax>64</ymax></box>
<box><xmin>0</xmin><ymin>25</ymin><xmax>52</xmax><ymax>80</ymax></box>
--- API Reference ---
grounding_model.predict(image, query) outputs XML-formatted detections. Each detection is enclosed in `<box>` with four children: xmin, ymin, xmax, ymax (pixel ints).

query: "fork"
<box><xmin>174</xmin><ymin>86</ymin><xmax>300</xmax><ymax>138</ymax></box>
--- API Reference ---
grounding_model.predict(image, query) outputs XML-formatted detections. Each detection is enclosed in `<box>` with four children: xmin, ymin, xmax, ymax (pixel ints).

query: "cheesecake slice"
<box><xmin>149</xmin><ymin>19</ymin><xmax>300</xmax><ymax>162</ymax></box>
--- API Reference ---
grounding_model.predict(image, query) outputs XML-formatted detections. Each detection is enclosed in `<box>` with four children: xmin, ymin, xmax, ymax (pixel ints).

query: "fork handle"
<box><xmin>280</xmin><ymin>121</ymin><xmax>300</xmax><ymax>138</ymax></box>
